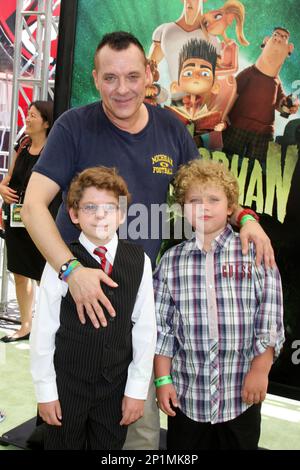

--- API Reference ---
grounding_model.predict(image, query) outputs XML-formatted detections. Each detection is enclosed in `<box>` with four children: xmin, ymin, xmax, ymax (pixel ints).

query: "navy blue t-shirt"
<box><xmin>34</xmin><ymin>102</ymin><xmax>198</xmax><ymax>264</ymax></box>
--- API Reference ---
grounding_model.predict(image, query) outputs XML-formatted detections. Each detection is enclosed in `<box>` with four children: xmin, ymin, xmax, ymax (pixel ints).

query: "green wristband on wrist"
<box><xmin>240</xmin><ymin>214</ymin><xmax>256</xmax><ymax>227</ymax></box>
<box><xmin>154</xmin><ymin>375</ymin><xmax>173</xmax><ymax>388</ymax></box>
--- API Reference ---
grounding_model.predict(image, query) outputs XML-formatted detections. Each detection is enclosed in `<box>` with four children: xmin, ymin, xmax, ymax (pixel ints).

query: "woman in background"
<box><xmin>0</xmin><ymin>101</ymin><xmax>53</xmax><ymax>342</ymax></box>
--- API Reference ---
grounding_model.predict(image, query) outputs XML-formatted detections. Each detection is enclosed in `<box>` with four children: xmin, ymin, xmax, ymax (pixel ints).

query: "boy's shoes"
<box><xmin>0</xmin><ymin>411</ymin><xmax>6</xmax><ymax>423</ymax></box>
<box><xmin>0</xmin><ymin>333</ymin><xmax>30</xmax><ymax>343</ymax></box>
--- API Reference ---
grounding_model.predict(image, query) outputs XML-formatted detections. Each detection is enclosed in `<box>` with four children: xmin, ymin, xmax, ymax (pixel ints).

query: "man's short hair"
<box><xmin>94</xmin><ymin>31</ymin><xmax>147</xmax><ymax>68</ymax></box>
<box><xmin>178</xmin><ymin>39</ymin><xmax>218</xmax><ymax>82</ymax></box>
<box><xmin>67</xmin><ymin>166</ymin><xmax>131</xmax><ymax>212</ymax></box>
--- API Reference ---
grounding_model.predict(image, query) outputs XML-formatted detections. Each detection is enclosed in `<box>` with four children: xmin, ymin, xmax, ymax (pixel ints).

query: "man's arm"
<box><xmin>22</xmin><ymin>172</ymin><xmax>72</xmax><ymax>270</ymax></box>
<box><xmin>22</xmin><ymin>172</ymin><xmax>117</xmax><ymax>327</ymax></box>
<box><xmin>230</xmin><ymin>207</ymin><xmax>275</xmax><ymax>268</ymax></box>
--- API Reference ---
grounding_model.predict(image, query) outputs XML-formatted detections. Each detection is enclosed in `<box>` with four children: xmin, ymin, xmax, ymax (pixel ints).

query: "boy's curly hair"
<box><xmin>174</xmin><ymin>159</ymin><xmax>239</xmax><ymax>210</ymax></box>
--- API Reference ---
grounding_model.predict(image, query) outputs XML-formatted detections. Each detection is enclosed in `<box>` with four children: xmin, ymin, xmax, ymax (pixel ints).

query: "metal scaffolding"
<box><xmin>0</xmin><ymin>0</ymin><xmax>60</xmax><ymax>314</ymax></box>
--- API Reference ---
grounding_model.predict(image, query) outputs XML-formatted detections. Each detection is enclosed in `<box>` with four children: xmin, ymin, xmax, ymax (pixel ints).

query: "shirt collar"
<box><xmin>79</xmin><ymin>232</ymin><xmax>118</xmax><ymax>264</ymax></box>
<box><xmin>183</xmin><ymin>224</ymin><xmax>234</xmax><ymax>254</ymax></box>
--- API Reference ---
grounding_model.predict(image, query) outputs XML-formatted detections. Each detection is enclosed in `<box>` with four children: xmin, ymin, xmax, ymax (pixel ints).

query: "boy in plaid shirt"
<box><xmin>154</xmin><ymin>159</ymin><xmax>284</xmax><ymax>450</ymax></box>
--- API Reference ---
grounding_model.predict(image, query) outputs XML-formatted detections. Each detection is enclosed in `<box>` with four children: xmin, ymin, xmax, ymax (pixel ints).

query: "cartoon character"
<box><xmin>223</xmin><ymin>27</ymin><xmax>299</xmax><ymax>163</ymax></box>
<box><xmin>148</xmin><ymin>0</ymin><xmax>220</xmax><ymax>87</ymax></box>
<box><xmin>166</xmin><ymin>38</ymin><xmax>224</xmax><ymax>146</ymax></box>
<box><xmin>201</xmin><ymin>0</ymin><xmax>249</xmax><ymax>120</ymax></box>
<box><xmin>144</xmin><ymin>59</ymin><xmax>168</xmax><ymax>106</ymax></box>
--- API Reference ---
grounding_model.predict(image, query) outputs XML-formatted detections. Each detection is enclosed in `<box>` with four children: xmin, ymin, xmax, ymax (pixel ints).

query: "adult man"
<box><xmin>22</xmin><ymin>31</ymin><xmax>273</xmax><ymax>450</ymax></box>
<box><xmin>223</xmin><ymin>27</ymin><xmax>299</xmax><ymax>162</ymax></box>
<box><xmin>149</xmin><ymin>0</ymin><xmax>220</xmax><ymax>84</ymax></box>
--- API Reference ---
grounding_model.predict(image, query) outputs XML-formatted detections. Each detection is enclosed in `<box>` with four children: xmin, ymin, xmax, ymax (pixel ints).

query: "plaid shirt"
<box><xmin>154</xmin><ymin>225</ymin><xmax>284</xmax><ymax>424</ymax></box>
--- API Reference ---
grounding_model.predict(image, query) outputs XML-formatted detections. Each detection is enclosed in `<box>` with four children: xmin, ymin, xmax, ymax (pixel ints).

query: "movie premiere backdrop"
<box><xmin>0</xmin><ymin>0</ymin><xmax>60</xmax><ymax>164</ymax></box>
<box><xmin>56</xmin><ymin>0</ymin><xmax>300</xmax><ymax>398</ymax></box>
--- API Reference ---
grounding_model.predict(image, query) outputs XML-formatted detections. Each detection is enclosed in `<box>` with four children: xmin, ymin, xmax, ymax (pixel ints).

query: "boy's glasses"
<box><xmin>79</xmin><ymin>203</ymin><xmax>119</xmax><ymax>215</ymax></box>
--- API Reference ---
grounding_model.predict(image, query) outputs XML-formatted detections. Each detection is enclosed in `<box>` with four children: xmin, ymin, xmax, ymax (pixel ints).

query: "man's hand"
<box><xmin>241</xmin><ymin>370</ymin><xmax>268</xmax><ymax>405</ymax></box>
<box><xmin>240</xmin><ymin>220</ymin><xmax>275</xmax><ymax>268</ymax></box>
<box><xmin>38</xmin><ymin>400</ymin><xmax>62</xmax><ymax>426</ymax></box>
<box><xmin>67</xmin><ymin>267</ymin><xmax>118</xmax><ymax>328</ymax></box>
<box><xmin>156</xmin><ymin>384</ymin><xmax>178</xmax><ymax>417</ymax></box>
<box><xmin>120</xmin><ymin>396</ymin><xmax>145</xmax><ymax>426</ymax></box>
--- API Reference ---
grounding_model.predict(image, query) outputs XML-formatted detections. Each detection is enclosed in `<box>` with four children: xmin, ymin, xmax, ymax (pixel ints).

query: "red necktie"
<box><xmin>93</xmin><ymin>246</ymin><xmax>113</xmax><ymax>275</ymax></box>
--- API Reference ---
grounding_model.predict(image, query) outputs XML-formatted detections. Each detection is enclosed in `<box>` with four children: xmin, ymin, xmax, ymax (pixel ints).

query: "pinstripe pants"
<box><xmin>44</xmin><ymin>369</ymin><xmax>127</xmax><ymax>450</ymax></box>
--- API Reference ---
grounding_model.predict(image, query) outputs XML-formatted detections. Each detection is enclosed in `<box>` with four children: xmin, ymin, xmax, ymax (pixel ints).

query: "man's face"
<box><xmin>179</xmin><ymin>58</ymin><xmax>214</xmax><ymax>96</ymax></box>
<box><xmin>92</xmin><ymin>44</ymin><xmax>149</xmax><ymax>125</ymax></box>
<box><xmin>183</xmin><ymin>0</ymin><xmax>202</xmax><ymax>26</ymax></box>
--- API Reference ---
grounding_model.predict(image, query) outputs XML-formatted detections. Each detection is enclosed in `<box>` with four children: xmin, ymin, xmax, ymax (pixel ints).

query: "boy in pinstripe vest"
<box><xmin>30</xmin><ymin>166</ymin><xmax>156</xmax><ymax>450</ymax></box>
<box><xmin>154</xmin><ymin>159</ymin><xmax>284</xmax><ymax>450</ymax></box>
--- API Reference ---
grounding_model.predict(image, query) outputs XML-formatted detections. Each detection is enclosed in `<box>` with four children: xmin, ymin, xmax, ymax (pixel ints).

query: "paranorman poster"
<box><xmin>57</xmin><ymin>0</ymin><xmax>300</xmax><ymax>397</ymax></box>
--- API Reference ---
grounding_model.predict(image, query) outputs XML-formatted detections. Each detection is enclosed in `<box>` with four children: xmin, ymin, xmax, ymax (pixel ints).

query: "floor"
<box><xmin>0</xmin><ymin>248</ymin><xmax>300</xmax><ymax>451</ymax></box>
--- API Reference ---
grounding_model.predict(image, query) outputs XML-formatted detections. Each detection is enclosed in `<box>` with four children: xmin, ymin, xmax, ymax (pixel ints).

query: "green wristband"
<box><xmin>240</xmin><ymin>214</ymin><xmax>256</xmax><ymax>227</ymax></box>
<box><xmin>154</xmin><ymin>375</ymin><xmax>173</xmax><ymax>388</ymax></box>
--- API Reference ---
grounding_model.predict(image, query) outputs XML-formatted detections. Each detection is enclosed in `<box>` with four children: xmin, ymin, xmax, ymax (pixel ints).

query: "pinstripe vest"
<box><xmin>54</xmin><ymin>240</ymin><xmax>144</xmax><ymax>383</ymax></box>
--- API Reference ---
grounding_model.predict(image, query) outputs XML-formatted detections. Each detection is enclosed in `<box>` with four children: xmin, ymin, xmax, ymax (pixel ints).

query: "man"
<box><xmin>22</xmin><ymin>31</ymin><xmax>273</xmax><ymax>450</ymax></box>
<box><xmin>149</xmin><ymin>0</ymin><xmax>220</xmax><ymax>85</ymax></box>
<box><xmin>223</xmin><ymin>27</ymin><xmax>299</xmax><ymax>163</ymax></box>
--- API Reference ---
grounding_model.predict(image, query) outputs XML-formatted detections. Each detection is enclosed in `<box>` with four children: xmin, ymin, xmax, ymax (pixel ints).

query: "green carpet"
<box><xmin>1</xmin><ymin>324</ymin><xmax>299</xmax><ymax>450</ymax></box>
<box><xmin>0</xmin><ymin>326</ymin><xmax>36</xmax><ymax>450</ymax></box>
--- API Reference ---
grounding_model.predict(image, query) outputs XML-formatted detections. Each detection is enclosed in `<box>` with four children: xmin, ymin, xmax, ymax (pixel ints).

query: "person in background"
<box><xmin>0</xmin><ymin>101</ymin><xmax>53</xmax><ymax>343</ymax></box>
<box><xmin>154</xmin><ymin>159</ymin><xmax>284</xmax><ymax>450</ymax></box>
<box><xmin>30</xmin><ymin>166</ymin><xmax>156</xmax><ymax>449</ymax></box>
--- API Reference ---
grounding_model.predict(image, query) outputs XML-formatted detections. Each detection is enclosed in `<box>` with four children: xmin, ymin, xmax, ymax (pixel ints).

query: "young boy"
<box><xmin>154</xmin><ymin>159</ymin><xmax>284</xmax><ymax>450</ymax></box>
<box><xmin>30</xmin><ymin>166</ymin><xmax>156</xmax><ymax>450</ymax></box>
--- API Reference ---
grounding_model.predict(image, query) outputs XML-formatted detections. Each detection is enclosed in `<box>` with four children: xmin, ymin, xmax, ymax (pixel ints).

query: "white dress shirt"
<box><xmin>30</xmin><ymin>232</ymin><xmax>157</xmax><ymax>403</ymax></box>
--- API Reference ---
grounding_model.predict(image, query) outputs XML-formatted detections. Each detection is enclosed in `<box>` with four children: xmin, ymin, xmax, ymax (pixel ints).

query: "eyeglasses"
<box><xmin>79</xmin><ymin>203</ymin><xmax>119</xmax><ymax>215</ymax></box>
